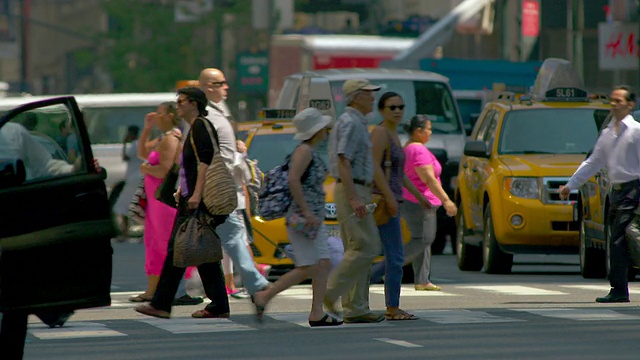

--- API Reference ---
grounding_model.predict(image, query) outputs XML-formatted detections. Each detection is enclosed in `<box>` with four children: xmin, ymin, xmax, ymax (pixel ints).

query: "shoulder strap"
<box><xmin>189</xmin><ymin>127</ymin><xmax>200</xmax><ymax>165</ymax></box>
<box><xmin>381</xmin><ymin>128</ymin><xmax>392</xmax><ymax>182</ymax></box>
<box><xmin>198</xmin><ymin>116</ymin><xmax>221</xmax><ymax>152</ymax></box>
<box><xmin>288</xmin><ymin>144</ymin><xmax>314</xmax><ymax>182</ymax></box>
<box><xmin>169</xmin><ymin>133</ymin><xmax>181</xmax><ymax>164</ymax></box>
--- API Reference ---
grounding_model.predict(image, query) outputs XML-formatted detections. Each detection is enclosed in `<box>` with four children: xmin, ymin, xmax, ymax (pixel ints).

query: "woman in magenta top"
<box><xmin>402</xmin><ymin>115</ymin><xmax>457</xmax><ymax>291</ymax></box>
<box><xmin>129</xmin><ymin>103</ymin><xmax>182</xmax><ymax>302</ymax></box>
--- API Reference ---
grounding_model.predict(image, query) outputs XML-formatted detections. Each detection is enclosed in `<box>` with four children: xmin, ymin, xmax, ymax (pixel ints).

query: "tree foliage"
<box><xmin>97</xmin><ymin>0</ymin><xmax>211</xmax><ymax>92</ymax></box>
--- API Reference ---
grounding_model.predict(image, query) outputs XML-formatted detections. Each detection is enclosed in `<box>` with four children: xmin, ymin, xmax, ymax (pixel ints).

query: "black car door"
<box><xmin>0</xmin><ymin>96</ymin><xmax>115</xmax><ymax>313</ymax></box>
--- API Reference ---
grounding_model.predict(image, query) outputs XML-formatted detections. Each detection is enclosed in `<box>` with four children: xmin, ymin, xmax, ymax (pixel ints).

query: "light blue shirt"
<box><xmin>566</xmin><ymin>114</ymin><xmax>640</xmax><ymax>189</ymax></box>
<box><xmin>328</xmin><ymin>107</ymin><xmax>373</xmax><ymax>182</ymax></box>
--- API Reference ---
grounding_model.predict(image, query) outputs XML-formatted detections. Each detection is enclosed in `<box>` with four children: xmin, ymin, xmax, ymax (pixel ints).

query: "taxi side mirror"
<box><xmin>463</xmin><ymin>140</ymin><xmax>489</xmax><ymax>158</ymax></box>
<box><xmin>0</xmin><ymin>158</ymin><xmax>26</xmax><ymax>187</ymax></box>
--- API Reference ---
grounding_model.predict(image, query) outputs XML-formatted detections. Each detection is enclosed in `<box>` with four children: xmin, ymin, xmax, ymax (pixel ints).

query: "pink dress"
<box><xmin>143</xmin><ymin>150</ymin><xmax>178</xmax><ymax>276</ymax></box>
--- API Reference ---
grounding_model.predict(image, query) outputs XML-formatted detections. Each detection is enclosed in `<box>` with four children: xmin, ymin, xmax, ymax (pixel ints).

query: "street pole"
<box><xmin>19</xmin><ymin>0</ymin><xmax>29</xmax><ymax>93</ymax></box>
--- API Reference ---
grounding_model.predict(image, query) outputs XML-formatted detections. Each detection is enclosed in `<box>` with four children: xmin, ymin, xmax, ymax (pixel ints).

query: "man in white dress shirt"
<box><xmin>560</xmin><ymin>85</ymin><xmax>640</xmax><ymax>303</ymax></box>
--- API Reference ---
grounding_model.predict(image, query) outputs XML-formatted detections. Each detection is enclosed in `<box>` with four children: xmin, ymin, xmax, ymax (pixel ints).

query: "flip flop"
<box><xmin>129</xmin><ymin>294</ymin><xmax>153</xmax><ymax>302</ymax></box>
<box><xmin>384</xmin><ymin>309</ymin><xmax>419</xmax><ymax>321</ymax></box>
<box><xmin>309</xmin><ymin>314</ymin><xmax>343</xmax><ymax>327</ymax></box>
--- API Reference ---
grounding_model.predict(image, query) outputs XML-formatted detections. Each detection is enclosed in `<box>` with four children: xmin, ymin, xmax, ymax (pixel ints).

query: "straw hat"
<box><xmin>293</xmin><ymin>108</ymin><xmax>332</xmax><ymax>141</ymax></box>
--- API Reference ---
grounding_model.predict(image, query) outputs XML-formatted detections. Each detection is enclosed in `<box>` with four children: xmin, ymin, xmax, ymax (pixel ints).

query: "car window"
<box><xmin>329</xmin><ymin>80</ymin><xmax>461</xmax><ymax>134</ymax></box>
<box><xmin>483</xmin><ymin>111</ymin><xmax>499</xmax><ymax>151</ymax></box>
<box><xmin>247</xmin><ymin>133</ymin><xmax>329</xmax><ymax>173</ymax></box>
<box><xmin>82</xmin><ymin>106</ymin><xmax>157</xmax><ymax>144</ymax></box>
<box><xmin>498</xmin><ymin>109</ymin><xmax>607</xmax><ymax>154</ymax></box>
<box><xmin>1</xmin><ymin>104</ymin><xmax>87</xmax><ymax>183</ymax></box>
<box><xmin>474</xmin><ymin>109</ymin><xmax>495</xmax><ymax>141</ymax></box>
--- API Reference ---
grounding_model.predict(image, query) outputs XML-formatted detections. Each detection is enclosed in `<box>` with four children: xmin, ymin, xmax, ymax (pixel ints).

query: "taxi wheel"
<box><xmin>579</xmin><ymin>217</ymin><xmax>605</xmax><ymax>278</ymax></box>
<box><xmin>482</xmin><ymin>203</ymin><xmax>513</xmax><ymax>274</ymax></box>
<box><xmin>605</xmin><ymin>221</ymin><xmax>612</xmax><ymax>280</ymax></box>
<box><xmin>456</xmin><ymin>207</ymin><xmax>482</xmax><ymax>271</ymax></box>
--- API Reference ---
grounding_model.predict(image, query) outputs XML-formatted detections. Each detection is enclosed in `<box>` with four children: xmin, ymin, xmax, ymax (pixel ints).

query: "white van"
<box><xmin>0</xmin><ymin>92</ymin><xmax>176</xmax><ymax>199</ymax></box>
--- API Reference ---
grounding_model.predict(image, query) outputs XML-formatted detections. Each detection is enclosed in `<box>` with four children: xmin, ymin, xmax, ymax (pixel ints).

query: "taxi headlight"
<box><xmin>504</xmin><ymin>177</ymin><xmax>539</xmax><ymax>199</ymax></box>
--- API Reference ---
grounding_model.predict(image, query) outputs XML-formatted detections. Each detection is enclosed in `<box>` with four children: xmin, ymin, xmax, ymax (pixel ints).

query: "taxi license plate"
<box><xmin>326</xmin><ymin>224</ymin><xmax>341</xmax><ymax>239</ymax></box>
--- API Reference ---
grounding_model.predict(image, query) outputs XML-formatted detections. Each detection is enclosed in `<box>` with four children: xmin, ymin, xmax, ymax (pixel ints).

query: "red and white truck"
<box><xmin>268</xmin><ymin>34</ymin><xmax>414</xmax><ymax>106</ymax></box>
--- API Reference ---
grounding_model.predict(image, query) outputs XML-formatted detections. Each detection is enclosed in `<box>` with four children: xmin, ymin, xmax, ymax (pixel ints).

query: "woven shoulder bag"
<box><xmin>190</xmin><ymin>117</ymin><xmax>238</xmax><ymax>215</ymax></box>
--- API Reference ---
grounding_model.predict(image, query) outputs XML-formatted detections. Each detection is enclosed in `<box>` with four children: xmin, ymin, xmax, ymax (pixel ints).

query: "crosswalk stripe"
<box><xmin>560</xmin><ymin>285</ymin><xmax>640</xmax><ymax>295</ymax></box>
<box><xmin>27</xmin><ymin>306</ymin><xmax>640</xmax><ymax>340</ymax></box>
<box><xmin>28</xmin><ymin>322</ymin><xmax>127</xmax><ymax>340</ymax></box>
<box><xmin>370</xmin><ymin>287</ymin><xmax>456</xmax><ymax>297</ymax></box>
<box><xmin>512</xmin><ymin>308</ymin><xmax>640</xmax><ymax>321</ymax></box>
<box><xmin>374</xmin><ymin>338</ymin><xmax>423</xmax><ymax>348</ymax></box>
<box><xmin>411</xmin><ymin>310</ymin><xmax>523</xmax><ymax>324</ymax></box>
<box><xmin>457</xmin><ymin>285</ymin><xmax>567</xmax><ymax>295</ymax></box>
<box><xmin>138</xmin><ymin>317</ymin><xmax>256</xmax><ymax>334</ymax></box>
<box><xmin>267</xmin><ymin>313</ymin><xmax>392</xmax><ymax>328</ymax></box>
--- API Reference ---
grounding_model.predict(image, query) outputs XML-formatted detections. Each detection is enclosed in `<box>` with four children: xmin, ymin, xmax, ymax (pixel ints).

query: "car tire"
<box><xmin>482</xmin><ymin>203</ymin><xmax>513</xmax><ymax>274</ymax></box>
<box><xmin>605</xmin><ymin>220</ymin><xmax>612</xmax><ymax>280</ymax></box>
<box><xmin>579</xmin><ymin>216</ymin><xmax>605</xmax><ymax>279</ymax></box>
<box><xmin>456</xmin><ymin>207</ymin><xmax>483</xmax><ymax>271</ymax></box>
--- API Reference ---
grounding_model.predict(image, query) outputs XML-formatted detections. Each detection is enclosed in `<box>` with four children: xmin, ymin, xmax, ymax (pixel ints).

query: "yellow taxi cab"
<box><xmin>242</xmin><ymin>115</ymin><xmax>411</xmax><ymax>275</ymax></box>
<box><xmin>454</xmin><ymin>58</ymin><xmax>610</xmax><ymax>274</ymax></box>
<box><xmin>242</xmin><ymin>121</ymin><xmax>339</xmax><ymax>275</ymax></box>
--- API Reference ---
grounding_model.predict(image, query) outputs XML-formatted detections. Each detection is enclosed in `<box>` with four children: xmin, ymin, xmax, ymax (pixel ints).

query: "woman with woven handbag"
<box><xmin>369</xmin><ymin>92</ymin><xmax>431</xmax><ymax>321</ymax></box>
<box><xmin>136</xmin><ymin>87</ymin><xmax>230</xmax><ymax>320</ymax></box>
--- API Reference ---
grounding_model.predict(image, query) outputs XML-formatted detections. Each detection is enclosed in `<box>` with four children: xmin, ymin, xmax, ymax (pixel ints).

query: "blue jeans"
<box><xmin>370</xmin><ymin>215</ymin><xmax>404</xmax><ymax>307</ymax></box>
<box><xmin>217</xmin><ymin>210</ymin><xmax>269</xmax><ymax>295</ymax></box>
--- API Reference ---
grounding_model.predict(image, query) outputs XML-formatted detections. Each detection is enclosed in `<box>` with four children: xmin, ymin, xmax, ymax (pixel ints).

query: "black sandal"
<box><xmin>309</xmin><ymin>314</ymin><xmax>343</xmax><ymax>327</ymax></box>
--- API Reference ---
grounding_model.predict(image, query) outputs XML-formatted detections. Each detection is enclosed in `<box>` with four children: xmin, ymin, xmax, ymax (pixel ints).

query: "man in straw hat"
<box><xmin>325</xmin><ymin>79</ymin><xmax>386</xmax><ymax>323</ymax></box>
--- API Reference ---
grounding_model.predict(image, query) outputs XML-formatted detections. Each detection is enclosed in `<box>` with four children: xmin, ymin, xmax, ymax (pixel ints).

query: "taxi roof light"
<box><xmin>532</xmin><ymin>58</ymin><xmax>588</xmax><ymax>102</ymax></box>
<box><xmin>258</xmin><ymin>108</ymin><xmax>296</xmax><ymax>120</ymax></box>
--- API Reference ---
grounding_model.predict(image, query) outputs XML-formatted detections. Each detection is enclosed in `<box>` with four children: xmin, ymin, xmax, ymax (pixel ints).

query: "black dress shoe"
<box><xmin>595</xmin><ymin>294</ymin><xmax>630</xmax><ymax>303</ymax></box>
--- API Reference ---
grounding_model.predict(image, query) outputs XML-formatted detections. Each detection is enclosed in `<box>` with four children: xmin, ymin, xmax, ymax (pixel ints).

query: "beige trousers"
<box><xmin>325</xmin><ymin>183</ymin><xmax>381</xmax><ymax>317</ymax></box>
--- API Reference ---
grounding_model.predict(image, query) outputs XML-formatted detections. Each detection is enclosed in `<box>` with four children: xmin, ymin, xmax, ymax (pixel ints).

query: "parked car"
<box><xmin>0</xmin><ymin>92</ymin><xmax>175</xmax><ymax>200</ymax></box>
<box><xmin>0</xmin><ymin>96</ymin><xmax>115</xmax><ymax>358</ymax></box>
<box><xmin>455</xmin><ymin>58</ymin><xmax>610</xmax><ymax>274</ymax></box>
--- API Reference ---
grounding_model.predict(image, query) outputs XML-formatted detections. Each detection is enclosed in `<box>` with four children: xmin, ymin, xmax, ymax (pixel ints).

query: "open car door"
<box><xmin>0</xmin><ymin>96</ymin><xmax>114</xmax><ymax>313</ymax></box>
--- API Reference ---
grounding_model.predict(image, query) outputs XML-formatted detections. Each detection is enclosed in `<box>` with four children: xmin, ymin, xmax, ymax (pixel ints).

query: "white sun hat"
<box><xmin>293</xmin><ymin>108</ymin><xmax>332</xmax><ymax>141</ymax></box>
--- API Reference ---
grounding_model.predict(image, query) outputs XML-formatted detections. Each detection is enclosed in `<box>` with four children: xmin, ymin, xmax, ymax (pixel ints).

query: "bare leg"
<box><xmin>253</xmin><ymin>266</ymin><xmax>312</xmax><ymax>307</ymax></box>
<box><xmin>309</xmin><ymin>259</ymin><xmax>331</xmax><ymax>321</ymax></box>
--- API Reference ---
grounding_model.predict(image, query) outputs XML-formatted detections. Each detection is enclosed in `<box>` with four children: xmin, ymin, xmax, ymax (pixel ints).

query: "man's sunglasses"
<box><xmin>385</xmin><ymin>105</ymin><xmax>405</xmax><ymax>111</ymax></box>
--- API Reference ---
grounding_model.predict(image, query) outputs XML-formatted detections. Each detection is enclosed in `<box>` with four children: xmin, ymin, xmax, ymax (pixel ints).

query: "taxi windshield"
<box><xmin>498</xmin><ymin>108</ymin><xmax>609</xmax><ymax>155</ymax></box>
<box><xmin>247</xmin><ymin>133</ymin><xmax>330</xmax><ymax>172</ymax></box>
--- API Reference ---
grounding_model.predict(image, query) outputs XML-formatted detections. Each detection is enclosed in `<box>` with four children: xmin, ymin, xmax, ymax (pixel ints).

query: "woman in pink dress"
<box><xmin>129</xmin><ymin>102</ymin><xmax>182</xmax><ymax>302</ymax></box>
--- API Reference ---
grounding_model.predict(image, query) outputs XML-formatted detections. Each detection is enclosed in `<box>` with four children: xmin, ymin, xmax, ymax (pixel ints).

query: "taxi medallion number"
<box><xmin>326</xmin><ymin>224</ymin><xmax>341</xmax><ymax>238</ymax></box>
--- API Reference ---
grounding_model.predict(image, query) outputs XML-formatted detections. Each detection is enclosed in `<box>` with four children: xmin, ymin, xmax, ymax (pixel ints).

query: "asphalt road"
<box><xmin>15</xmin><ymin>241</ymin><xmax>640</xmax><ymax>359</ymax></box>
